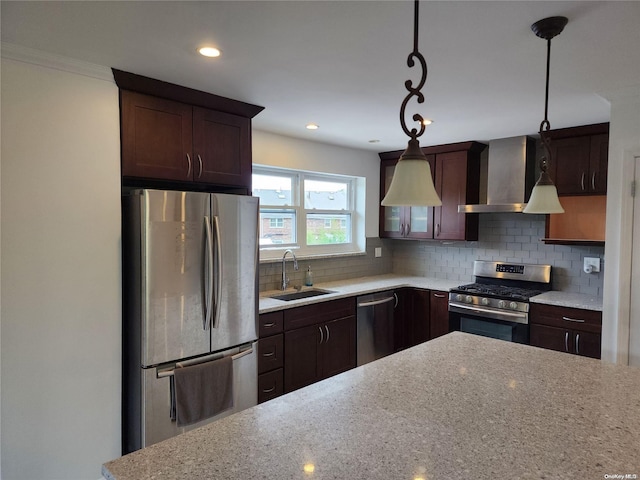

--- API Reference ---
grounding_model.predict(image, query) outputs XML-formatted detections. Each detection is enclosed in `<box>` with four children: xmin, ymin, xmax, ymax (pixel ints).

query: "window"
<box><xmin>269</xmin><ymin>218</ymin><xmax>284</xmax><ymax>228</ymax></box>
<box><xmin>253</xmin><ymin>166</ymin><xmax>364</xmax><ymax>259</ymax></box>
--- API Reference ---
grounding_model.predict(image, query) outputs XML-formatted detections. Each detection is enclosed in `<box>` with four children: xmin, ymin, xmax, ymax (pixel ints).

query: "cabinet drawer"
<box><xmin>258</xmin><ymin>334</ymin><xmax>284</xmax><ymax>374</ymax></box>
<box><xmin>258</xmin><ymin>369</ymin><xmax>283</xmax><ymax>404</ymax></box>
<box><xmin>530</xmin><ymin>303</ymin><xmax>601</xmax><ymax>334</ymax></box>
<box><xmin>284</xmin><ymin>297</ymin><xmax>356</xmax><ymax>331</ymax></box>
<box><xmin>259</xmin><ymin>311</ymin><xmax>284</xmax><ymax>337</ymax></box>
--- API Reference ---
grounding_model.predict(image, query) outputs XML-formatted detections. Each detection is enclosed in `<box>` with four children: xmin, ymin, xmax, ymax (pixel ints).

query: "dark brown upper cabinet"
<box><xmin>114</xmin><ymin>69</ymin><xmax>263</xmax><ymax>190</ymax></box>
<box><xmin>379</xmin><ymin>141</ymin><xmax>485</xmax><ymax>241</ymax></box>
<box><xmin>379</xmin><ymin>156</ymin><xmax>436</xmax><ymax>239</ymax></box>
<box><xmin>548</xmin><ymin>123</ymin><xmax>609</xmax><ymax>196</ymax></box>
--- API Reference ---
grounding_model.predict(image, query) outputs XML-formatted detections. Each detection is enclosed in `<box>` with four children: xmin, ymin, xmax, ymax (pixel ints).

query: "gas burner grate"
<box><xmin>453</xmin><ymin>283</ymin><xmax>544</xmax><ymax>301</ymax></box>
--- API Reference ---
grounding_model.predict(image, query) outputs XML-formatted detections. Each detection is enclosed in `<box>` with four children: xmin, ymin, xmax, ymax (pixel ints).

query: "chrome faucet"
<box><xmin>281</xmin><ymin>249</ymin><xmax>299</xmax><ymax>290</ymax></box>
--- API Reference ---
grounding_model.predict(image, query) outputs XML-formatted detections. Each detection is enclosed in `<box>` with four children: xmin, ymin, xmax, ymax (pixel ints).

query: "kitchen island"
<box><xmin>103</xmin><ymin>332</ymin><xmax>639</xmax><ymax>479</ymax></box>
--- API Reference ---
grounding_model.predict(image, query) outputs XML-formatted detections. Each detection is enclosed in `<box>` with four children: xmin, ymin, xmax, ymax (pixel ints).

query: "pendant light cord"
<box><xmin>539</xmin><ymin>38</ymin><xmax>553</xmax><ymax>173</ymax></box>
<box><xmin>541</xmin><ymin>38</ymin><xmax>552</xmax><ymax>132</ymax></box>
<box><xmin>413</xmin><ymin>0</ymin><xmax>419</xmax><ymax>53</ymax></box>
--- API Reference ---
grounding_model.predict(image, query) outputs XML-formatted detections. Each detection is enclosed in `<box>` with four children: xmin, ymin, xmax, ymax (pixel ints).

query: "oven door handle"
<box><xmin>449</xmin><ymin>303</ymin><xmax>528</xmax><ymax>325</ymax></box>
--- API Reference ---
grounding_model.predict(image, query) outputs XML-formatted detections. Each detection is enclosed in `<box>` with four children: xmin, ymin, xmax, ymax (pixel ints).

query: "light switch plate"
<box><xmin>375</xmin><ymin>247</ymin><xmax>382</xmax><ymax>258</ymax></box>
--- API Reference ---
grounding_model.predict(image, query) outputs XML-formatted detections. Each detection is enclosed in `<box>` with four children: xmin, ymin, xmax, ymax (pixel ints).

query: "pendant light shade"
<box><xmin>523</xmin><ymin>16</ymin><xmax>567</xmax><ymax>215</ymax></box>
<box><xmin>380</xmin><ymin>0</ymin><xmax>442</xmax><ymax>207</ymax></box>
<box><xmin>522</xmin><ymin>168</ymin><xmax>564</xmax><ymax>213</ymax></box>
<box><xmin>381</xmin><ymin>140</ymin><xmax>441</xmax><ymax>206</ymax></box>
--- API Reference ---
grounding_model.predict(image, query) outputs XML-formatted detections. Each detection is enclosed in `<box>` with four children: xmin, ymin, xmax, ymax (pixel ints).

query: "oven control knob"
<box><xmin>481</xmin><ymin>298</ymin><xmax>490</xmax><ymax>306</ymax></box>
<box><xmin>456</xmin><ymin>294</ymin><xmax>463</xmax><ymax>302</ymax></box>
<box><xmin>498</xmin><ymin>300</ymin><xmax>507</xmax><ymax>309</ymax></box>
<box><xmin>465</xmin><ymin>295</ymin><xmax>473</xmax><ymax>304</ymax></box>
<box><xmin>509</xmin><ymin>301</ymin><xmax>519</xmax><ymax>310</ymax></box>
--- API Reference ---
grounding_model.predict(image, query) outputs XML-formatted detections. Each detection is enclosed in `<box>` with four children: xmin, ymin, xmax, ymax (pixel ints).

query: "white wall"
<box><xmin>1</xmin><ymin>57</ymin><xmax>121</xmax><ymax>479</ymax></box>
<box><xmin>601</xmin><ymin>86</ymin><xmax>640</xmax><ymax>365</ymax></box>
<box><xmin>252</xmin><ymin>130</ymin><xmax>381</xmax><ymax>237</ymax></box>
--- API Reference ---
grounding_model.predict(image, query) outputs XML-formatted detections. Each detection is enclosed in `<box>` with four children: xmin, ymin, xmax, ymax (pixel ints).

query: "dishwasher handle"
<box><xmin>358</xmin><ymin>295</ymin><xmax>396</xmax><ymax>308</ymax></box>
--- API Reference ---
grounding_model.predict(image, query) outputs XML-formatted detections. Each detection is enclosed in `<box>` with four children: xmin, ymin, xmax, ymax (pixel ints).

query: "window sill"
<box><xmin>259</xmin><ymin>248</ymin><xmax>366</xmax><ymax>264</ymax></box>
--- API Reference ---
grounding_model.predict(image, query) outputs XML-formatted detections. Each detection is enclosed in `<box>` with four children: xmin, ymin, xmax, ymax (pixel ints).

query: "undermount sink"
<box><xmin>269</xmin><ymin>288</ymin><xmax>335</xmax><ymax>302</ymax></box>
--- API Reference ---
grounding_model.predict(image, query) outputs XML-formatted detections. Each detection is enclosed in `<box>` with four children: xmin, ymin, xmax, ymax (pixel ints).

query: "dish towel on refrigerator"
<box><xmin>174</xmin><ymin>355</ymin><xmax>234</xmax><ymax>427</ymax></box>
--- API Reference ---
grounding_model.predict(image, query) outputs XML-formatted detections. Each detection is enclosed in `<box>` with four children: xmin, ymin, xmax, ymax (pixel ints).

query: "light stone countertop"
<box><xmin>103</xmin><ymin>332</ymin><xmax>640</xmax><ymax>480</ymax></box>
<box><xmin>259</xmin><ymin>274</ymin><xmax>462</xmax><ymax>313</ymax></box>
<box><xmin>259</xmin><ymin>274</ymin><xmax>603</xmax><ymax>313</ymax></box>
<box><xmin>530</xmin><ymin>291</ymin><xmax>603</xmax><ymax>311</ymax></box>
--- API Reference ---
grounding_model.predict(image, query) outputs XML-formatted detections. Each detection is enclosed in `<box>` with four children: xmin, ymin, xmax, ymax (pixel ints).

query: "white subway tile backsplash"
<box><xmin>258</xmin><ymin>215</ymin><xmax>604</xmax><ymax>296</ymax></box>
<box><xmin>258</xmin><ymin>237</ymin><xmax>392</xmax><ymax>292</ymax></box>
<box><xmin>390</xmin><ymin>213</ymin><xmax>604</xmax><ymax>296</ymax></box>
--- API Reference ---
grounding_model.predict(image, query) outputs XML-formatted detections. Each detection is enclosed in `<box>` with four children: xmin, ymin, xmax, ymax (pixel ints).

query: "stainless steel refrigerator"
<box><xmin>122</xmin><ymin>189</ymin><xmax>259</xmax><ymax>453</ymax></box>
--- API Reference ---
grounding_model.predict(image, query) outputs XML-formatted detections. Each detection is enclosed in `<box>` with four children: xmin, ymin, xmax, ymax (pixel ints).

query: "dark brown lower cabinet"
<box><xmin>284</xmin><ymin>315</ymin><xmax>356</xmax><ymax>393</ymax></box>
<box><xmin>530</xmin><ymin>324</ymin><xmax>601</xmax><ymax>359</ymax></box>
<box><xmin>429</xmin><ymin>290</ymin><xmax>450</xmax><ymax>339</ymax></box>
<box><xmin>394</xmin><ymin>288</ymin><xmax>430</xmax><ymax>351</ymax></box>
<box><xmin>529</xmin><ymin>303</ymin><xmax>602</xmax><ymax>359</ymax></box>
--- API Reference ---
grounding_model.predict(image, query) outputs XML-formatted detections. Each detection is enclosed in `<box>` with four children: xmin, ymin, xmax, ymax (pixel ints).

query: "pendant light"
<box><xmin>381</xmin><ymin>0</ymin><xmax>441</xmax><ymax>207</ymax></box>
<box><xmin>523</xmin><ymin>16</ymin><xmax>567</xmax><ymax>214</ymax></box>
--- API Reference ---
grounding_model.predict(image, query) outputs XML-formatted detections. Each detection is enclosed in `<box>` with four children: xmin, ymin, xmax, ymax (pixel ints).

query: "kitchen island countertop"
<box><xmin>103</xmin><ymin>332</ymin><xmax>639</xmax><ymax>479</ymax></box>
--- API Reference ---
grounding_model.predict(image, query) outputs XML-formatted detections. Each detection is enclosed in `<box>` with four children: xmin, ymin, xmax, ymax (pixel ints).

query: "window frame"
<box><xmin>253</xmin><ymin>166</ymin><xmax>363</xmax><ymax>260</ymax></box>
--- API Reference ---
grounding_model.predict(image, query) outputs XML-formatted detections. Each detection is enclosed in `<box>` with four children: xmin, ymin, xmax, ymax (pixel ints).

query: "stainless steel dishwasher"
<box><xmin>356</xmin><ymin>290</ymin><xmax>397</xmax><ymax>366</ymax></box>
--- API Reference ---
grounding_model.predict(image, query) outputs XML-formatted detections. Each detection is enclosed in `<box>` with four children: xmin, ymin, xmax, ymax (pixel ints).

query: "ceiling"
<box><xmin>2</xmin><ymin>1</ymin><xmax>639</xmax><ymax>153</ymax></box>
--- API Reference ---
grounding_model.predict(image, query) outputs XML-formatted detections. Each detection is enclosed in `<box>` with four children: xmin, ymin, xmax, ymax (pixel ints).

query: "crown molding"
<box><xmin>1</xmin><ymin>43</ymin><xmax>114</xmax><ymax>83</ymax></box>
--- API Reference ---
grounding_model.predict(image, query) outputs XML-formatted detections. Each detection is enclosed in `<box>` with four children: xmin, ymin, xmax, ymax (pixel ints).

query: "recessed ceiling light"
<box><xmin>306</xmin><ymin>123</ymin><xmax>319</xmax><ymax>130</ymax></box>
<box><xmin>198</xmin><ymin>47</ymin><xmax>221</xmax><ymax>58</ymax></box>
<box><xmin>368</xmin><ymin>139</ymin><xmax>380</xmax><ymax>143</ymax></box>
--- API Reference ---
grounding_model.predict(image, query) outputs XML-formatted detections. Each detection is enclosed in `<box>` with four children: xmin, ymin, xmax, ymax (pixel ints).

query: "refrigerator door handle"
<box><xmin>212</xmin><ymin>215</ymin><xmax>223</xmax><ymax>329</ymax></box>
<box><xmin>157</xmin><ymin>343</ymin><xmax>254</xmax><ymax>378</ymax></box>
<box><xmin>203</xmin><ymin>216</ymin><xmax>214</xmax><ymax>331</ymax></box>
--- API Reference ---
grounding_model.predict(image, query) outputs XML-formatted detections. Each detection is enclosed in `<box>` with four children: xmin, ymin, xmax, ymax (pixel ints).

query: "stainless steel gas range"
<box><xmin>448</xmin><ymin>261</ymin><xmax>552</xmax><ymax>344</ymax></box>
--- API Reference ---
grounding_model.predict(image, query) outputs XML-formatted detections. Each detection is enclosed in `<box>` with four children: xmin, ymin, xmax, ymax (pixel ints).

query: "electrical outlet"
<box><xmin>583</xmin><ymin>257</ymin><xmax>600</xmax><ymax>274</ymax></box>
<box><xmin>375</xmin><ymin>247</ymin><xmax>382</xmax><ymax>258</ymax></box>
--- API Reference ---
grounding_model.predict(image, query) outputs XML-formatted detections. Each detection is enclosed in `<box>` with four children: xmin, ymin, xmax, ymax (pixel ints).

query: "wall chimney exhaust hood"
<box><xmin>458</xmin><ymin>136</ymin><xmax>536</xmax><ymax>213</ymax></box>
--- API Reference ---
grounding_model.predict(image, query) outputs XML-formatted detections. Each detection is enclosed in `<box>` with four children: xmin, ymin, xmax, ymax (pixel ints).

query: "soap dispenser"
<box><xmin>305</xmin><ymin>266</ymin><xmax>313</xmax><ymax>286</ymax></box>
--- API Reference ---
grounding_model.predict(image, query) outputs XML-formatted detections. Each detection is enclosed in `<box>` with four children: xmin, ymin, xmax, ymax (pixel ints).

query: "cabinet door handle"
<box><xmin>186</xmin><ymin>154</ymin><xmax>192</xmax><ymax>178</ymax></box>
<box><xmin>575</xmin><ymin>333</ymin><xmax>580</xmax><ymax>355</ymax></box>
<box><xmin>400</xmin><ymin>224</ymin><xmax>405</xmax><ymax>236</ymax></box>
<box><xmin>591</xmin><ymin>172</ymin><xmax>596</xmax><ymax>191</ymax></box>
<box><xmin>263</xmin><ymin>322</ymin><xmax>276</xmax><ymax>327</ymax></box>
<box><xmin>436</xmin><ymin>223</ymin><xmax>440</xmax><ymax>237</ymax></box>
<box><xmin>562</xmin><ymin>316</ymin><xmax>585</xmax><ymax>323</ymax></box>
<box><xmin>262</xmin><ymin>350</ymin><xmax>275</xmax><ymax>357</ymax></box>
<box><xmin>581</xmin><ymin>172</ymin><xmax>586</xmax><ymax>191</ymax></box>
<box><xmin>197</xmin><ymin>154</ymin><xmax>203</xmax><ymax>178</ymax></box>
<box><xmin>325</xmin><ymin>325</ymin><xmax>330</xmax><ymax>343</ymax></box>
<box><xmin>262</xmin><ymin>386</ymin><xmax>276</xmax><ymax>393</ymax></box>
<box><xmin>565</xmin><ymin>331</ymin><xmax>569</xmax><ymax>352</ymax></box>
<box><xmin>318</xmin><ymin>326</ymin><xmax>324</xmax><ymax>344</ymax></box>
<box><xmin>433</xmin><ymin>293</ymin><xmax>446</xmax><ymax>298</ymax></box>
<box><xmin>394</xmin><ymin>292</ymin><xmax>399</xmax><ymax>309</ymax></box>
<box><xmin>406</xmin><ymin>223</ymin><xmax>411</xmax><ymax>235</ymax></box>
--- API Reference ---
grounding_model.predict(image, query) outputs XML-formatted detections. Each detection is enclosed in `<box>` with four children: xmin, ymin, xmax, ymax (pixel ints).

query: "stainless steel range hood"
<box><xmin>458</xmin><ymin>136</ymin><xmax>536</xmax><ymax>213</ymax></box>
